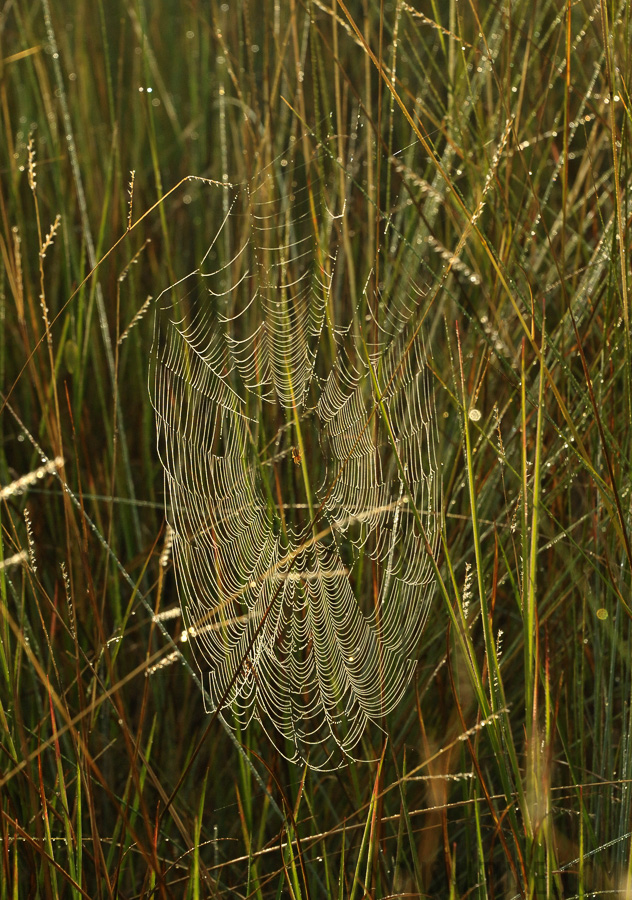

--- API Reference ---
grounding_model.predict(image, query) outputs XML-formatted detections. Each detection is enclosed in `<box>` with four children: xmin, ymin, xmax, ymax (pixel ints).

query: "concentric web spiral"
<box><xmin>149</xmin><ymin>147</ymin><xmax>441</xmax><ymax>767</ymax></box>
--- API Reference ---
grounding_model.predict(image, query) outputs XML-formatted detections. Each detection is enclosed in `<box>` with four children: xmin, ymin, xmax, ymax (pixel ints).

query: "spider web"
<box><xmin>149</xmin><ymin>146</ymin><xmax>441</xmax><ymax>767</ymax></box>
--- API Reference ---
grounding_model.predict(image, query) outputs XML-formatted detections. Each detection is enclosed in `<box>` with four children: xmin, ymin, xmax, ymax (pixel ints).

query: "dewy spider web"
<box><xmin>149</xmin><ymin>144</ymin><xmax>441</xmax><ymax>768</ymax></box>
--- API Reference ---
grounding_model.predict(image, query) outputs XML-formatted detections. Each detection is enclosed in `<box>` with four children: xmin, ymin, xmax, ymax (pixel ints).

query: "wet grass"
<box><xmin>1</xmin><ymin>0</ymin><xmax>631</xmax><ymax>896</ymax></box>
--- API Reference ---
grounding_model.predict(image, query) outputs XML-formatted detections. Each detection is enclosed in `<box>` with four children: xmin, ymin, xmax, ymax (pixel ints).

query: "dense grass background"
<box><xmin>1</xmin><ymin>0</ymin><xmax>631</xmax><ymax>896</ymax></box>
